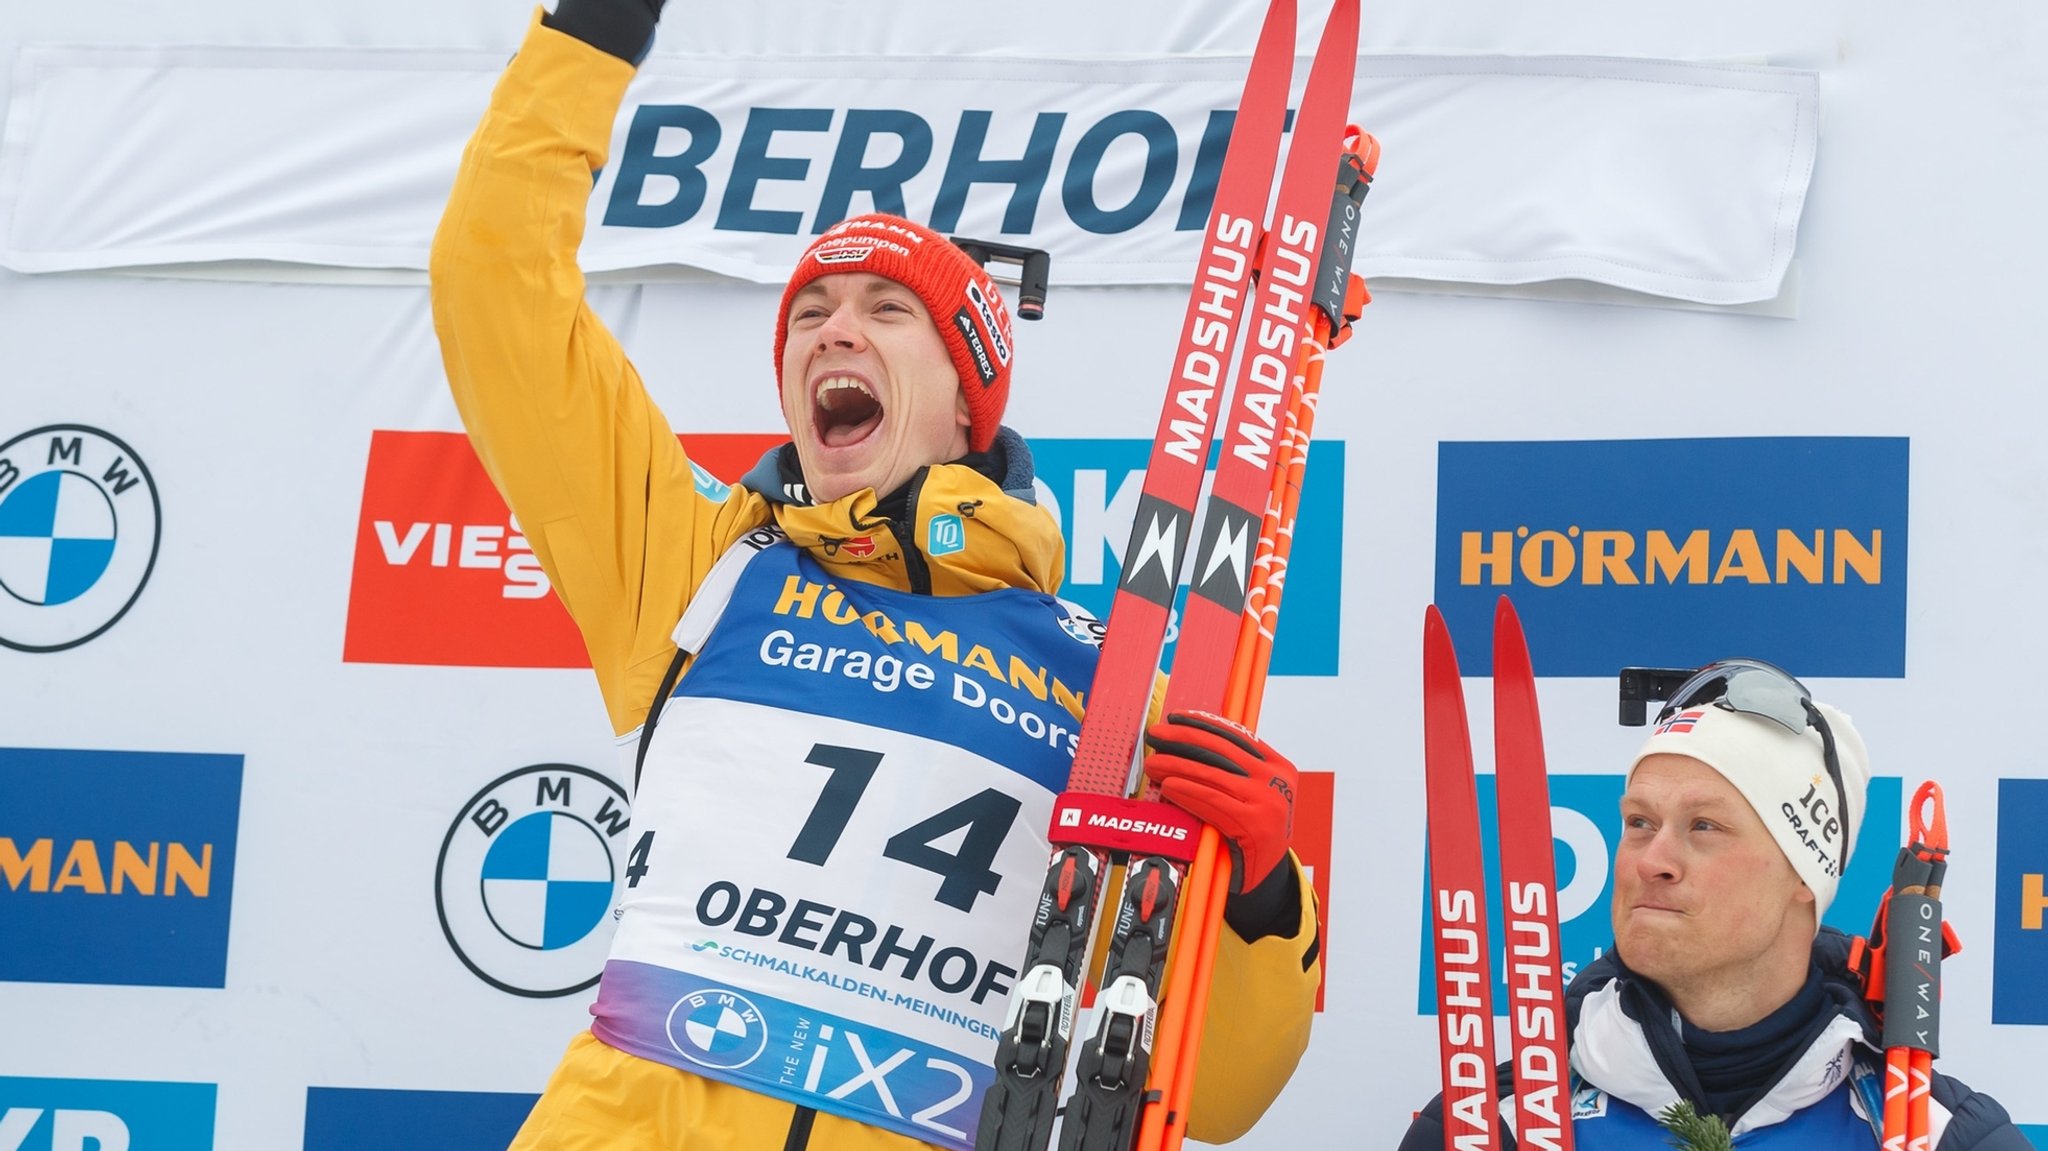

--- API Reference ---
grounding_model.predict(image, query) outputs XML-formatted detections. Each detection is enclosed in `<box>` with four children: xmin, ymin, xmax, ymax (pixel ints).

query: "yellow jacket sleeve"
<box><xmin>429</xmin><ymin>12</ymin><xmax>766</xmax><ymax>734</ymax></box>
<box><xmin>1186</xmin><ymin>854</ymin><xmax>1321</xmax><ymax>1142</ymax></box>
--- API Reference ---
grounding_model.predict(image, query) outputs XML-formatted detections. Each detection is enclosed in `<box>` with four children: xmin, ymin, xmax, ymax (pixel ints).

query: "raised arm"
<box><xmin>430</xmin><ymin>7</ymin><xmax>759</xmax><ymax>732</ymax></box>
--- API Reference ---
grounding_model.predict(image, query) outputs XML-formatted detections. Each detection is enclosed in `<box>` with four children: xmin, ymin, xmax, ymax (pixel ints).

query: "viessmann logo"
<box><xmin>1031</xmin><ymin>438</ymin><xmax>1345</xmax><ymax>677</ymax></box>
<box><xmin>0</xmin><ymin>747</ymin><xmax>241</xmax><ymax>989</ymax></box>
<box><xmin>1433</xmin><ymin>437</ymin><xmax>1909</xmax><ymax>677</ymax></box>
<box><xmin>343</xmin><ymin>431</ymin><xmax>783</xmax><ymax>667</ymax></box>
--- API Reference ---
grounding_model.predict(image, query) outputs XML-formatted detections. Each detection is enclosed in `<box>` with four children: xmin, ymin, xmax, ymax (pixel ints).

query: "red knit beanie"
<box><xmin>775</xmin><ymin>214</ymin><xmax>1014</xmax><ymax>454</ymax></box>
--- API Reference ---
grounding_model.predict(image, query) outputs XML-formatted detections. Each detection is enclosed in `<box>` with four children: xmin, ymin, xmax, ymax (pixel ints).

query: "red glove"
<box><xmin>1142</xmin><ymin>710</ymin><xmax>1297</xmax><ymax>893</ymax></box>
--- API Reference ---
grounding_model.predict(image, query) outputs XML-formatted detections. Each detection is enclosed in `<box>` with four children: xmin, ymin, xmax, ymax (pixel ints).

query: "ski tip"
<box><xmin>1252</xmin><ymin>0</ymin><xmax>1298</xmax><ymax>58</ymax></box>
<box><xmin>1493</xmin><ymin>593</ymin><xmax>1520</xmax><ymax>631</ymax></box>
<box><xmin>1423</xmin><ymin>604</ymin><xmax>1460</xmax><ymax>671</ymax></box>
<box><xmin>1493</xmin><ymin>595</ymin><xmax>1534</xmax><ymax>679</ymax></box>
<box><xmin>1325</xmin><ymin>0</ymin><xmax>1361</xmax><ymax>48</ymax></box>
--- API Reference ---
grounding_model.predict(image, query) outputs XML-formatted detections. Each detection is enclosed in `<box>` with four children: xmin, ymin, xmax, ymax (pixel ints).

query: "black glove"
<box><xmin>542</xmin><ymin>0</ymin><xmax>666</xmax><ymax>64</ymax></box>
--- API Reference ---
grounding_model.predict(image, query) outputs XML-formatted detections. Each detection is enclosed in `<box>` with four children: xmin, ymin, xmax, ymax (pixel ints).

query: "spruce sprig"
<box><xmin>1655</xmin><ymin>1100</ymin><xmax>1735</xmax><ymax>1151</ymax></box>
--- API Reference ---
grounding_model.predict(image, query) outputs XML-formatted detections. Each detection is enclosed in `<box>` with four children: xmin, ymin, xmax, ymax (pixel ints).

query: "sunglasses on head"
<box><xmin>1619</xmin><ymin>658</ymin><xmax>1852</xmax><ymax>863</ymax></box>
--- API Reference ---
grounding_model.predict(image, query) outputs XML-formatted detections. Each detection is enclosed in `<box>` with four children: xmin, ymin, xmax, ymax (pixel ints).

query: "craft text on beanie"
<box><xmin>774</xmin><ymin>214</ymin><xmax>1014</xmax><ymax>454</ymax></box>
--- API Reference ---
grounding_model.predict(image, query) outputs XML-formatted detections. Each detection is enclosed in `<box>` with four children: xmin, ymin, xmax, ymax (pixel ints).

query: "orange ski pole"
<box><xmin>1873</xmin><ymin>782</ymin><xmax>1952</xmax><ymax>1151</ymax></box>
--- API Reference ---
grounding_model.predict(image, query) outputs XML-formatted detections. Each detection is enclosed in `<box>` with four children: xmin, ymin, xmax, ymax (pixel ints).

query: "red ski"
<box><xmin>975</xmin><ymin>3</ymin><xmax>1299</xmax><ymax>1148</ymax></box>
<box><xmin>1492</xmin><ymin>599</ymin><xmax>1571</xmax><ymax>1151</ymax></box>
<box><xmin>977</xmin><ymin>0</ymin><xmax>1368</xmax><ymax>1145</ymax></box>
<box><xmin>1422</xmin><ymin>606</ymin><xmax>1502</xmax><ymax>1151</ymax></box>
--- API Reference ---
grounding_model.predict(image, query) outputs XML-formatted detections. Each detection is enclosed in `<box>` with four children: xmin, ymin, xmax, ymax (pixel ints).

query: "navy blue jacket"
<box><xmin>1396</xmin><ymin>930</ymin><xmax>2026</xmax><ymax>1149</ymax></box>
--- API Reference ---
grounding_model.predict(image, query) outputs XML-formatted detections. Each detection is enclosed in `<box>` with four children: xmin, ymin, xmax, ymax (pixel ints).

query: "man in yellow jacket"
<box><xmin>430</xmin><ymin>3</ymin><xmax>1323</xmax><ymax>1148</ymax></box>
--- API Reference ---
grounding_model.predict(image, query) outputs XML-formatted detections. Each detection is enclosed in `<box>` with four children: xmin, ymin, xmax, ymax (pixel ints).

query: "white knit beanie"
<box><xmin>1628</xmin><ymin>700</ymin><xmax>1871</xmax><ymax>920</ymax></box>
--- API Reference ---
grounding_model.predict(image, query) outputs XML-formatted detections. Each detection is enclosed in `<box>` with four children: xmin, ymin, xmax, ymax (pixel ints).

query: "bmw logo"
<box><xmin>436</xmin><ymin>764</ymin><xmax>631</xmax><ymax>997</ymax></box>
<box><xmin>0</xmin><ymin>426</ymin><xmax>161</xmax><ymax>652</ymax></box>
<box><xmin>666</xmin><ymin>988</ymin><xmax>768</xmax><ymax>1070</ymax></box>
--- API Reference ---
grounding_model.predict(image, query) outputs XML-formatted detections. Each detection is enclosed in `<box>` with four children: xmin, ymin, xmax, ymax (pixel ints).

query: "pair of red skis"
<box><xmin>976</xmin><ymin>0</ymin><xmax>1374</xmax><ymax>1149</ymax></box>
<box><xmin>1422</xmin><ymin>599</ymin><xmax>1573</xmax><ymax>1151</ymax></box>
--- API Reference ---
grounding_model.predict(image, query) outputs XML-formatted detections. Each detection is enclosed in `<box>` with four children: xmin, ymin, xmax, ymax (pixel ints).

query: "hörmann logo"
<box><xmin>1994</xmin><ymin>778</ymin><xmax>2048</xmax><ymax>1025</ymax></box>
<box><xmin>1030</xmin><ymin>438</ymin><xmax>1344</xmax><ymax>676</ymax></box>
<box><xmin>0</xmin><ymin>1077</ymin><xmax>216</xmax><ymax>1151</ymax></box>
<box><xmin>0</xmin><ymin>747</ymin><xmax>241</xmax><ymax>988</ymax></box>
<box><xmin>344</xmin><ymin>431</ymin><xmax>783</xmax><ymax>668</ymax></box>
<box><xmin>1433</xmin><ymin>438</ymin><xmax>1909</xmax><ymax>676</ymax></box>
<box><xmin>1416</xmin><ymin>774</ymin><xmax>1901</xmax><ymax>1015</ymax></box>
<box><xmin>0</xmin><ymin>426</ymin><xmax>160</xmax><ymax>653</ymax></box>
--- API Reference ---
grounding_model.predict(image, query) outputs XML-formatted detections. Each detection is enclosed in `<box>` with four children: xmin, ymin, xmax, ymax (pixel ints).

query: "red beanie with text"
<box><xmin>775</xmin><ymin>214</ymin><xmax>1014</xmax><ymax>454</ymax></box>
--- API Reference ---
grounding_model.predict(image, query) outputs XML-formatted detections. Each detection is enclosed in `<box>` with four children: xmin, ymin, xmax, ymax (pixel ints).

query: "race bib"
<box><xmin>593</xmin><ymin>539</ymin><xmax>1101</xmax><ymax>1149</ymax></box>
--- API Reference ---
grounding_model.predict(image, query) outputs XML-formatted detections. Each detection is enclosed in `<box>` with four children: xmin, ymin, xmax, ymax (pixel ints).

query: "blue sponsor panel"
<box><xmin>0</xmin><ymin>1076</ymin><xmax>214</xmax><ymax>1151</ymax></box>
<box><xmin>1994</xmin><ymin>778</ymin><xmax>2048</xmax><ymax>1025</ymax></box>
<box><xmin>1433</xmin><ymin>437</ymin><xmax>1908</xmax><ymax>677</ymax></box>
<box><xmin>0</xmin><ymin>747</ymin><xmax>241</xmax><ymax>987</ymax></box>
<box><xmin>2019</xmin><ymin>1124</ymin><xmax>2047</xmax><ymax>1149</ymax></box>
<box><xmin>303</xmin><ymin>1088</ymin><xmax>539</xmax><ymax>1151</ymax></box>
<box><xmin>1417</xmin><ymin>774</ymin><xmax>1900</xmax><ymax>1014</ymax></box>
<box><xmin>1031</xmin><ymin>438</ymin><xmax>1343</xmax><ymax>677</ymax></box>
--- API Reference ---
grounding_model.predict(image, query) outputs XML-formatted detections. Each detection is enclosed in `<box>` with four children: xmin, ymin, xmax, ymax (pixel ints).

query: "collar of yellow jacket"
<box><xmin>768</xmin><ymin>460</ymin><xmax>1067</xmax><ymax>598</ymax></box>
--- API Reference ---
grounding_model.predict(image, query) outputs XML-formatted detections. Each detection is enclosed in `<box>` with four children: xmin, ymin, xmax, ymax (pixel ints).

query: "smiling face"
<box><xmin>778</xmin><ymin>271</ymin><xmax>971</xmax><ymax>505</ymax></box>
<box><xmin>1612</xmin><ymin>754</ymin><xmax>1816</xmax><ymax>1020</ymax></box>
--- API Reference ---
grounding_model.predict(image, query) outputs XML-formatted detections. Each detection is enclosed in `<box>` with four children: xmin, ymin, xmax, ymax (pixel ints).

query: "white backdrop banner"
<box><xmin>0</xmin><ymin>45</ymin><xmax>1816</xmax><ymax>304</ymax></box>
<box><xmin>10</xmin><ymin>3</ymin><xmax>2048</xmax><ymax>1150</ymax></box>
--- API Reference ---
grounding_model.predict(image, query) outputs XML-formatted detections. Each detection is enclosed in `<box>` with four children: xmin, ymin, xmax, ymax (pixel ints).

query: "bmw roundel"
<box><xmin>666</xmin><ymin>988</ymin><xmax>768</xmax><ymax>1070</ymax></box>
<box><xmin>436</xmin><ymin>764</ymin><xmax>631</xmax><ymax>997</ymax></box>
<box><xmin>0</xmin><ymin>425</ymin><xmax>161</xmax><ymax>652</ymax></box>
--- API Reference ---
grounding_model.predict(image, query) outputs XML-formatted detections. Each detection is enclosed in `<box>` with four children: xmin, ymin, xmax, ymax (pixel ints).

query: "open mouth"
<box><xmin>814</xmin><ymin>376</ymin><xmax>884</xmax><ymax>448</ymax></box>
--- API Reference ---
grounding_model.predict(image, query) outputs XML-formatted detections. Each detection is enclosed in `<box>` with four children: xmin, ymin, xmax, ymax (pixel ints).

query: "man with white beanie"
<box><xmin>1399</xmin><ymin>660</ymin><xmax>2026</xmax><ymax>1148</ymax></box>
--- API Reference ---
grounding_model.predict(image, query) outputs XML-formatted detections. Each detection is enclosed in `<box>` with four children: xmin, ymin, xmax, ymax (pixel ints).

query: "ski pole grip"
<box><xmin>949</xmin><ymin>237</ymin><xmax>1052</xmax><ymax>320</ymax></box>
<box><xmin>1881</xmin><ymin>892</ymin><xmax>1944</xmax><ymax>1056</ymax></box>
<box><xmin>1309</xmin><ymin>150</ymin><xmax>1373</xmax><ymax>331</ymax></box>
